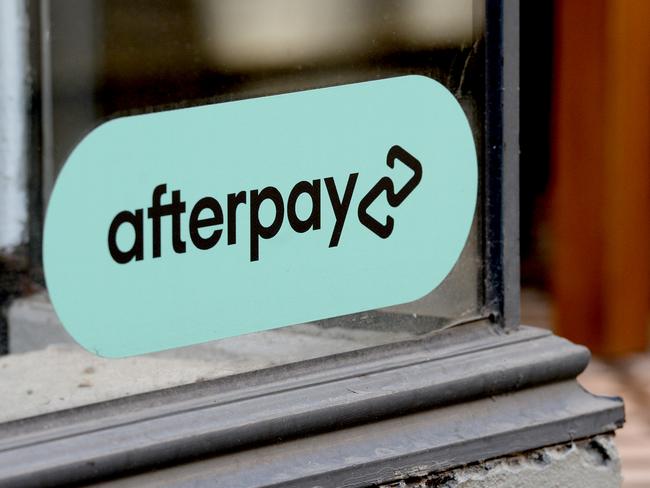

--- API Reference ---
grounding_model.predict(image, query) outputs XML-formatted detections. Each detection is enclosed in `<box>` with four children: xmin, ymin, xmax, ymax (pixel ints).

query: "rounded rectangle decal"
<box><xmin>44</xmin><ymin>75</ymin><xmax>478</xmax><ymax>357</ymax></box>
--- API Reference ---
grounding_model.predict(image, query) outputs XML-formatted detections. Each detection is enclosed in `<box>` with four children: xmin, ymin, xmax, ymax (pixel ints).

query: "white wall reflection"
<box><xmin>195</xmin><ymin>0</ymin><xmax>480</xmax><ymax>71</ymax></box>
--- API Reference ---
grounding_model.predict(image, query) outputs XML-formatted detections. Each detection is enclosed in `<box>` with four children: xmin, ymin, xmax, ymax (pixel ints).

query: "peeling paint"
<box><xmin>379</xmin><ymin>435</ymin><xmax>621</xmax><ymax>488</ymax></box>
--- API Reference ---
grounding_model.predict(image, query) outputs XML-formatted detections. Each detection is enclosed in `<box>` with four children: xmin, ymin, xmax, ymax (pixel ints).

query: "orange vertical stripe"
<box><xmin>551</xmin><ymin>0</ymin><xmax>650</xmax><ymax>355</ymax></box>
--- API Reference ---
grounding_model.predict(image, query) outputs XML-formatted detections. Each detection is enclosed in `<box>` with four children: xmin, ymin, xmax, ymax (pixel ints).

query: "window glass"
<box><xmin>1</xmin><ymin>0</ymin><xmax>488</xmax><ymax>422</ymax></box>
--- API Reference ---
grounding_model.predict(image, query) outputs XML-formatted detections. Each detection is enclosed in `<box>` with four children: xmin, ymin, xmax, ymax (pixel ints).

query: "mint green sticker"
<box><xmin>43</xmin><ymin>75</ymin><xmax>477</xmax><ymax>357</ymax></box>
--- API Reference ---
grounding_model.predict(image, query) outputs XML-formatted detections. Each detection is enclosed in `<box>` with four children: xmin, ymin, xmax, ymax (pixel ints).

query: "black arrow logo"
<box><xmin>357</xmin><ymin>145</ymin><xmax>423</xmax><ymax>238</ymax></box>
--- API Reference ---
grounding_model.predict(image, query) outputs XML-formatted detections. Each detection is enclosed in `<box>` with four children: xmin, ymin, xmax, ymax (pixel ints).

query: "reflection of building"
<box><xmin>196</xmin><ymin>0</ymin><xmax>479</xmax><ymax>70</ymax></box>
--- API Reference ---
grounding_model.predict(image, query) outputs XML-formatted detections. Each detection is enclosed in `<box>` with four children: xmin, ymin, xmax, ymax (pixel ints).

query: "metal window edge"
<box><xmin>99</xmin><ymin>382</ymin><xmax>622</xmax><ymax>488</ymax></box>
<box><xmin>0</xmin><ymin>325</ymin><xmax>625</xmax><ymax>486</ymax></box>
<box><xmin>484</xmin><ymin>0</ymin><xmax>520</xmax><ymax>330</ymax></box>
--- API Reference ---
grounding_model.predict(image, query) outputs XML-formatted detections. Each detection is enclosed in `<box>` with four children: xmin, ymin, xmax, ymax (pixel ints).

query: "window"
<box><xmin>0</xmin><ymin>2</ymin><xmax>622</xmax><ymax>486</ymax></box>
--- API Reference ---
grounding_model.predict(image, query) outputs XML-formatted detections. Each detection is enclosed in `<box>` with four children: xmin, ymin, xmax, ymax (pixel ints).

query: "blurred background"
<box><xmin>520</xmin><ymin>1</ymin><xmax>649</xmax><ymax>486</ymax></box>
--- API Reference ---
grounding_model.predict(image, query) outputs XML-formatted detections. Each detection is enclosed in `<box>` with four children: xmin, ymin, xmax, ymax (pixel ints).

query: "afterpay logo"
<box><xmin>107</xmin><ymin>145</ymin><xmax>422</xmax><ymax>264</ymax></box>
<box><xmin>44</xmin><ymin>76</ymin><xmax>477</xmax><ymax>357</ymax></box>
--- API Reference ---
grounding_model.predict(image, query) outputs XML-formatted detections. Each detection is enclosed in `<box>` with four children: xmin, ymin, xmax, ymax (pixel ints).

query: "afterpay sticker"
<box><xmin>43</xmin><ymin>75</ymin><xmax>478</xmax><ymax>357</ymax></box>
